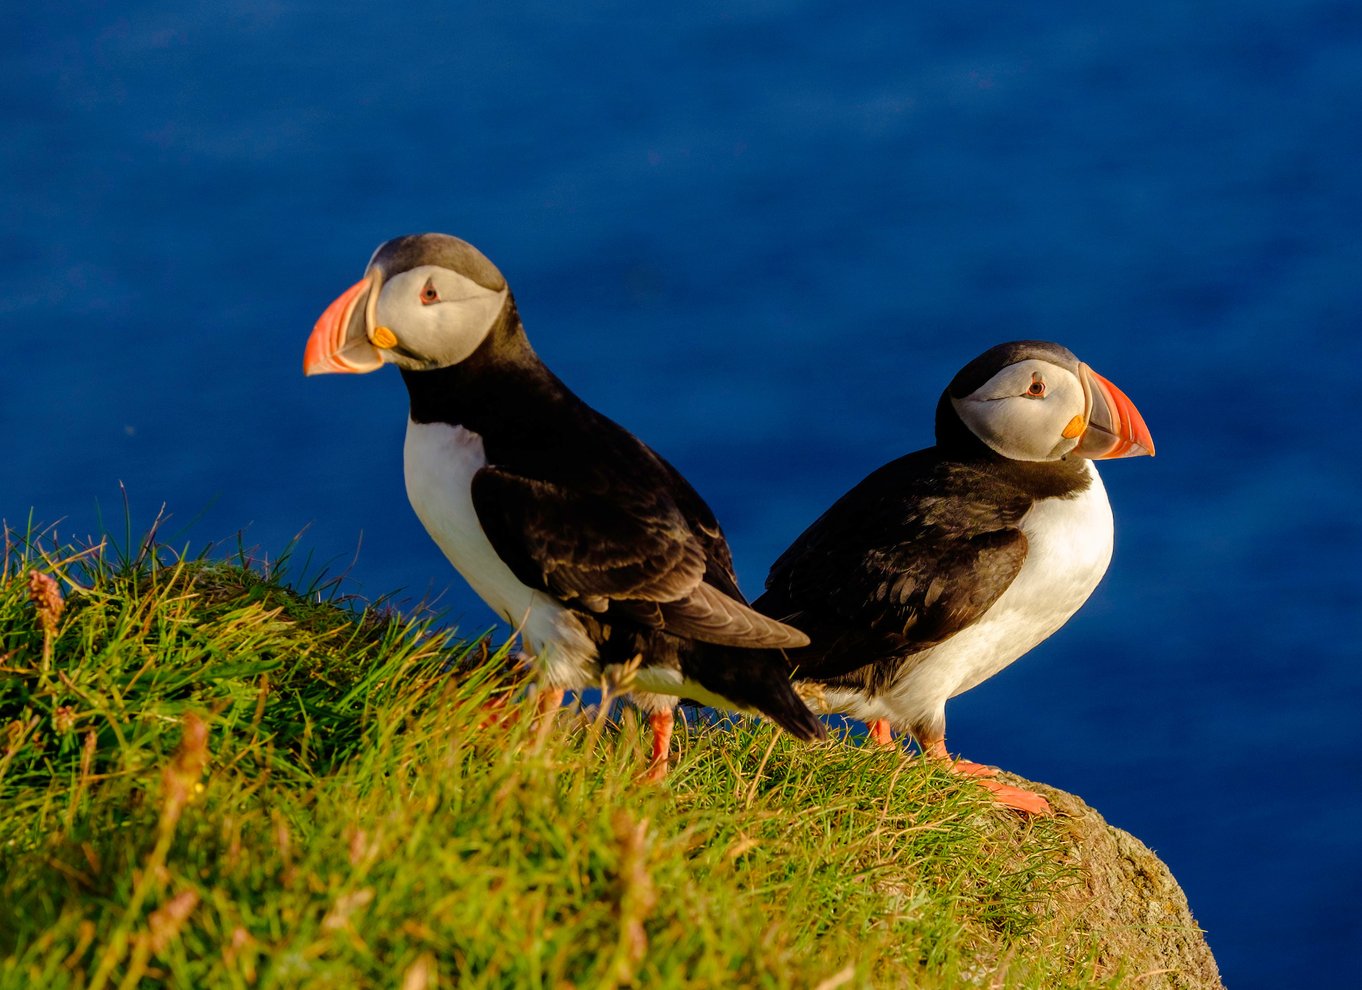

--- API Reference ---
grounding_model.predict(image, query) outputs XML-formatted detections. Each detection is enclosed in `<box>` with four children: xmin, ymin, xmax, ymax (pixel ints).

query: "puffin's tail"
<box><xmin>686</xmin><ymin>643</ymin><xmax>826</xmax><ymax>742</ymax></box>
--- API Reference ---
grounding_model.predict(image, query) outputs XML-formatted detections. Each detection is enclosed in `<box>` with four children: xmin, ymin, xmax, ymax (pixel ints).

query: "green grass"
<box><xmin>0</xmin><ymin>525</ymin><xmax>1125</xmax><ymax>989</ymax></box>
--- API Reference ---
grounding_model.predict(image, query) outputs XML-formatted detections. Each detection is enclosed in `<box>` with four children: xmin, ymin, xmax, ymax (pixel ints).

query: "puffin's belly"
<box><xmin>890</xmin><ymin>462</ymin><xmax>1115</xmax><ymax>708</ymax></box>
<box><xmin>403</xmin><ymin>419</ymin><xmax>597</xmax><ymax>686</ymax></box>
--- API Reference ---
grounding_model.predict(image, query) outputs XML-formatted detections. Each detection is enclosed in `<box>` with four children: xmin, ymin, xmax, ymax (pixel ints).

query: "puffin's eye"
<box><xmin>419</xmin><ymin>279</ymin><xmax>440</xmax><ymax>305</ymax></box>
<box><xmin>1025</xmin><ymin>378</ymin><xmax>1046</xmax><ymax>398</ymax></box>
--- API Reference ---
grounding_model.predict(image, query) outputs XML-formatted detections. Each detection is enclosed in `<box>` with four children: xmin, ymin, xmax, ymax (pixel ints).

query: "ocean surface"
<box><xmin>6</xmin><ymin>2</ymin><xmax>1361</xmax><ymax>984</ymax></box>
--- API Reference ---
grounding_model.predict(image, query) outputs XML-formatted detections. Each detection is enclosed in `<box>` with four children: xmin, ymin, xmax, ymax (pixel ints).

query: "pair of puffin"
<box><xmin>304</xmin><ymin>233</ymin><xmax>1153</xmax><ymax>807</ymax></box>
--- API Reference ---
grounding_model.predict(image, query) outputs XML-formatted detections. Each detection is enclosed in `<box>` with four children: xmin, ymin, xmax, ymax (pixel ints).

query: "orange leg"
<box><xmin>476</xmin><ymin>682</ymin><xmax>564</xmax><ymax>735</ymax></box>
<box><xmin>531</xmin><ymin>687</ymin><xmax>566</xmax><ymax>746</ymax></box>
<box><xmin>537</xmin><ymin>687</ymin><xmax>566</xmax><ymax>717</ymax></box>
<box><xmin>921</xmin><ymin>736</ymin><xmax>1051</xmax><ymax>816</ymax></box>
<box><xmin>639</xmin><ymin>709</ymin><xmax>674</xmax><ymax>783</ymax></box>
<box><xmin>868</xmin><ymin>718</ymin><xmax>895</xmax><ymax>747</ymax></box>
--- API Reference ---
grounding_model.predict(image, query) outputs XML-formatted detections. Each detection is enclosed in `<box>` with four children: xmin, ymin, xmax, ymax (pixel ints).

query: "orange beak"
<box><xmin>303</xmin><ymin>277</ymin><xmax>384</xmax><ymax>375</ymax></box>
<box><xmin>1073</xmin><ymin>364</ymin><xmax>1155</xmax><ymax>459</ymax></box>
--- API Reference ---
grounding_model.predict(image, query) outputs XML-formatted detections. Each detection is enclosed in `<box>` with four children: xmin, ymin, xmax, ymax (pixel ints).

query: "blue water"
<box><xmin>5</xmin><ymin>3</ymin><xmax>1361</xmax><ymax>984</ymax></box>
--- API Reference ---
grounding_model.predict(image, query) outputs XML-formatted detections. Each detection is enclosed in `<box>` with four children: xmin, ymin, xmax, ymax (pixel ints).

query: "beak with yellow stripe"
<box><xmin>304</xmin><ymin>234</ymin><xmax>511</xmax><ymax>377</ymax></box>
<box><xmin>946</xmin><ymin>341</ymin><xmax>1155</xmax><ymax>463</ymax></box>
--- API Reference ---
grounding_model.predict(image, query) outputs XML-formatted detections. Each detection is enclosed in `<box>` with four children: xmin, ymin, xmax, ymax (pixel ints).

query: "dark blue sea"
<box><xmin>6</xmin><ymin>2</ymin><xmax>1361</xmax><ymax>984</ymax></box>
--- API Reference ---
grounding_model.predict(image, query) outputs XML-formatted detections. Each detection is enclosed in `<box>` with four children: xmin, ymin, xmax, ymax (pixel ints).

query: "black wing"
<box><xmin>757</xmin><ymin>451</ymin><xmax>1030</xmax><ymax>679</ymax></box>
<box><xmin>470</xmin><ymin>428</ymin><xmax>808</xmax><ymax>650</ymax></box>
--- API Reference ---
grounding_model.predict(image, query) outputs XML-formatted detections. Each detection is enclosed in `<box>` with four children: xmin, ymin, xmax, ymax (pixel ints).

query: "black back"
<box><xmin>756</xmin><ymin>389</ymin><xmax>1091</xmax><ymax>692</ymax></box>
<box><xmin>402</xmin><ymin>296</ymin><xmax>824</xmax><ymax>739</ymax></box>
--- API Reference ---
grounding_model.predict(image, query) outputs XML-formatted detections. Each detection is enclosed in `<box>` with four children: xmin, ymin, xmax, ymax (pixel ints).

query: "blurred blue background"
<box><xmin>5</xmin><ymin>2</ymin><xmax>1360</xmax><ymax>984</ymax></box>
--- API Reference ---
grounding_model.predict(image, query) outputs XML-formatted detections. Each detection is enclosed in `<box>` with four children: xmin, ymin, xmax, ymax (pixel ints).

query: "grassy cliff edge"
<box><xmin>0</xmin><ymin>530</ymin><xmax>1220</xmax><ymax>989</ymax></box>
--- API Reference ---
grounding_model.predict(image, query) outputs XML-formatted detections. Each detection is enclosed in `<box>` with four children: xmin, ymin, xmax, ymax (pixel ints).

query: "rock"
<box><xmin>1006</xmin><ymin>774</ymin><xmax>1225</xmax><ymax>990</ymax></box>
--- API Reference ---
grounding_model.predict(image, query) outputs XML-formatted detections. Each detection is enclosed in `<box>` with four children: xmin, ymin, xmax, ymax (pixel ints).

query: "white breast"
<box><xmin>403</xmin><ymin>419</ymin><xmax>598</xmax><ymax>688</ymax></box>
<box><xmin>860</xmin><ymin>460</ymin><xmax>1115</xmax><ymax>730</ymax></box>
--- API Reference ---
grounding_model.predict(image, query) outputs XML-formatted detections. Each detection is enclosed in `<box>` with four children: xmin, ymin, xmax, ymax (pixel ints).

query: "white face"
<box><xmin>372</xmin><ymin>264</ymin><xmax>509</xmax><ymax>370</ymax></box>
<box><xmin>950</xmin><ymin>358</ymin><xmax>1088</xmax><ymax>461</ymax></box>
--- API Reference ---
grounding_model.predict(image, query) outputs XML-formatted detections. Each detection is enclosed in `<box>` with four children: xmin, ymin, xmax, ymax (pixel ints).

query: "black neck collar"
<box><xmin>400</xmin><ymin>297</ymin><xmax>572</xmax><ymax>433</ymax></box>
<box><xmin>933</xmin><ymin>390</ymin><xmax>1091</xmax><ymax>499</ymax></box>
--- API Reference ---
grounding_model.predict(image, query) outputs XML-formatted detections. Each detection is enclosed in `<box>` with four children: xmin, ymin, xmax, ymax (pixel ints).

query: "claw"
<box><xmin>975</xmin><ymin>778</ymin><xmax>1053</xmax><ymax>816</ymax></box>
<box><xmin>921</xmin><ymin>736</ymin><xmax>1051</xmax><ymax>815</ymax></box>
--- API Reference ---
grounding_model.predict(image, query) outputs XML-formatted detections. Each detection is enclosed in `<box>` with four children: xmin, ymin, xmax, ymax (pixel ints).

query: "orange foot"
<box><xmin>638</xmin><ymin>709</ymin><xmax>674</xmax><ymax>783</ymax></box>
<box><xmin>973</xmin><ymin>778</ymin><xmax>1052</xmax><ymax>815</ymax></box>
<box><xmin>923</xmin><ymin>738</ymin><xmax>1051</xmax><ymax>816</ymax></box>
<box><xmin>948</xmin><ymin>758</ymin><xmax>998</xmax><ymax>778</ymax></box>
<box><xmin>477</xmin><ymin>693</ymin><xmax>521</xmax><ymax>730</ymax></box>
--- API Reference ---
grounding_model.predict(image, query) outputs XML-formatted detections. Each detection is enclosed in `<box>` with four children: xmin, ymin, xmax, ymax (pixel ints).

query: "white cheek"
<box><xmin>375</xmin><ymin>267</ymin><xmax>508</xmax><ymax>368</ymax></box>
<box><xmin>952</xmin><ymin>363</ymin><xmax>1089</xmax><ymax>461</ymax></box>
<box><xmin>375</xmin><ymin>296</ymin><xmax>475</xmax><ymax>362</ymax></box>
<box><xmin>431</xmin><ymin>298</ymin><xmax>504</xmax><ymax>365</ymax></box>
<box><xmin>953</xmin><ymin>395</ymin><xmax>1080</xmax><ymax>461</ymax></box>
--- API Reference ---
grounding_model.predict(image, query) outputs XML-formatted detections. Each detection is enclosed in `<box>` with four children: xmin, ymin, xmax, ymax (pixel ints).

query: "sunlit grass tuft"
<box><xmin>1</xmin><ymin>524</ymin><xmax>1124</xmax><ymax>989</ymax></box>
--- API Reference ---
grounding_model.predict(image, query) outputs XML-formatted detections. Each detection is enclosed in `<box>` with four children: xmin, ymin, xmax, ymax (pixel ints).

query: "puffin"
<box><xmin>754</xmin><ymin>341</ymin><xmax>1154</xmax><ymax>813</ymax></box>
<box><xmin>303</xmin><ymin>233</ymin><xmax>824</xmax><ymax>778</ymax></box>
